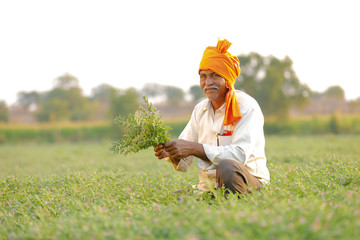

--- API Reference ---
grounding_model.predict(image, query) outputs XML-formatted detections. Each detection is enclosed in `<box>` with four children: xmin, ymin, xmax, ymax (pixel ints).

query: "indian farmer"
<box><xmin>154</xmin><ymin>39</ymin><xmax>270</xmax><ymax>194</ymax></box>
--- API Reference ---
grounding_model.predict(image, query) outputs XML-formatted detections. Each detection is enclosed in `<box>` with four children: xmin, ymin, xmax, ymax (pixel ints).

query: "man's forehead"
<box><xmin>199</xmin><ymin>70</ymin><xmax>217</xmax><ymax>75</ymax></box>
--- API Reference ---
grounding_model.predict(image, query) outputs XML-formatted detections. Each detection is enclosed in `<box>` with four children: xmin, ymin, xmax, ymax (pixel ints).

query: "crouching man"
<box><xmin>155</xmin><ymin>39</ymin><xmax>270</xmax><ymax>194</ymax></box>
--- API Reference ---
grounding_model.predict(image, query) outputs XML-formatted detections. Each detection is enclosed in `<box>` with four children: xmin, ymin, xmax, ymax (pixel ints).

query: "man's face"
<box><xmin>199</xmin><ymin>70</ymin><xmax>228</xmax><ymax>107</ymax></box>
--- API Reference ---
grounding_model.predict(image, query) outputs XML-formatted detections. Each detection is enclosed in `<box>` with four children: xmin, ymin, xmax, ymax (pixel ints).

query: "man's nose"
<box><xmin>205</xmin><ymin>76</ymin><xmax>214</xmax><ymax>85</ymax></box>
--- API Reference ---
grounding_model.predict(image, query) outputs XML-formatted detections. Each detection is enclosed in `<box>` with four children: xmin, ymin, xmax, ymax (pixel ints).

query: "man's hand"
<box><xmin>154</xmin><ymin>144</ymin><xmax>169</xmax><ymax>159</ymax></box>
<box><xmin>163</xmin><ymin>139</ymin><xmax>193</xmax><ymax>161</ymax></box>
<box><xmin>154</xmin><ymin>144</ymin><xmax>181</xmax><ymax>166</ymax></box>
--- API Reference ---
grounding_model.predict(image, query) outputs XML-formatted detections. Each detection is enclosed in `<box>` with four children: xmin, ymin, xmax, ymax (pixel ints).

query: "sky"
<box><xmin>1</xmin><ymin>0</ymin><xmax>359</xmax><ymax>105</ymax></box>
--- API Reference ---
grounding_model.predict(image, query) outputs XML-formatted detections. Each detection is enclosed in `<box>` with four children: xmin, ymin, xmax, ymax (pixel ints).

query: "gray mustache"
<box><xmin>204</xmin><ymin>85</ymin><xmax>219</xmax><ymax>91</ymax></box>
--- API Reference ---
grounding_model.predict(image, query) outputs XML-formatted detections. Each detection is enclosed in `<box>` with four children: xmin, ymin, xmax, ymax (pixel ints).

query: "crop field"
<box><xmin>1</xmin><ymin>135</ymin><xmax>360</xmax><ymax>239</ymax></box>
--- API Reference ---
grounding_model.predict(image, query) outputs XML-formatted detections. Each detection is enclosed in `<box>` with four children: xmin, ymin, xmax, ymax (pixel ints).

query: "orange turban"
<box><xmin>199</xmin><ymin>39</ymin><xmax>241</xmax><ymax>126</ymax></box>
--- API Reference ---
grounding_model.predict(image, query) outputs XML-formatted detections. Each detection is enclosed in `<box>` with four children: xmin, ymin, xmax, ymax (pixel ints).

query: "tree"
<box><xmin>140</xmin><ymin>83</ymin><xmax>186</xmax><ymax>105</ymax></box>
<box><xmin>66</xmin><ymin>88</ymin><xmax>93</xmax><ymax>121</ymax></box>
<box><xmin>17</xmin><ymin>91</ymin><xmax>40</xmax><ymax>110</ymax></box>
<box><xmin>53</xmin><ymin>73</ymin><xmax>80</xmax><ymax>90</ymax></box>
<box><xmin>235</xmin><ymin>52</ymin><xmax>311</xmax><ymax>120</ymax></box>
<box><xmin>189</xmin><ymin>85</ymin><xmax>204</xmax><ymax>102</ymax></box>
<box><xmin>90</xmin><ymin>83</ymin><xmax>117</xmax><ymax>104</ymax></box>
<box><xmin>141</xmin><ymin>83</ymin><xmax>165</xmax><ymax>98</ymax></box>
<box><xmin>164</xmin><ymin>86</ymin><xmax>184</xmax><ymax>105</ymax></box>
<box><xmin>36</xmin><ymin>73</ymin><xmax>93</xmax><ymax>122</ymax></box>
<box><xmin>90</xmin><ymin>83</ymin><xmax>118</xmax><ymax>120</ymax></box>
<box><xmin>36</xmin><ymin>97</ymin><xmax>70</xmax><ymax>122</ymax></box>
<box><xmin>0</xmin><ymin>101</ymin><xmax>9</xmax><ymax>122</ymax></box>
<box><xmin>110</xmin><ymin>88</ymin><xmax>140</xmax><ymax>118</ymax></box>
<box><xmin>235</xmin><ymin>52</ymin><xmax>264</xmax><ymax>97</ymax></box>
<box><xmin>323</xmin><ymin>86</ymin><xmax>345</xmax><ymax>100</ymax></box>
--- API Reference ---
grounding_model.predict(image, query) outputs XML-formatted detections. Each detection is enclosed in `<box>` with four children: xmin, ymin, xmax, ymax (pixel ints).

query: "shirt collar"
<box><xmin>202</xmin><ymin>99</ymin><xmax>226</xmax><ymax>114</ymax></box>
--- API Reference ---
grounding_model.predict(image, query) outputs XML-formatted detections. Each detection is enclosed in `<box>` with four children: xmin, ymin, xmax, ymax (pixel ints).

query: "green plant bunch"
<box><xmin>110</xmin><ymin>96</ymin><xmax>171</xmax><ymax>155</ymax></box>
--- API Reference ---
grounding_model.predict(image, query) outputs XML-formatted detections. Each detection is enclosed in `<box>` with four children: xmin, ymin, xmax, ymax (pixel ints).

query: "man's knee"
<box><xmin>217</xmin><ymin>160</ymin><xmax>260</xmax><ymax>194</ymax></box>
<box><xmin>217</xmin><ymin>160</ymin><xmax>239</xmax><ymax>181</ymax></box>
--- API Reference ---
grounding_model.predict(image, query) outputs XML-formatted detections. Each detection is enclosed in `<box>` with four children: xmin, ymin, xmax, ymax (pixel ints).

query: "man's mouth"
<box><xmin>204</xmin><ymin>85</ymin><xmax>219</xmax><ymax>91</ymax></box>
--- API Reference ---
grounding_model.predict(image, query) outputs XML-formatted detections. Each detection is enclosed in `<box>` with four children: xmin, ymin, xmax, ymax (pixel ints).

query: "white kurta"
<box><xmin>167</xmin><ymin>90</ymin><xmax>270</xmax><ymax>191</ymax></box>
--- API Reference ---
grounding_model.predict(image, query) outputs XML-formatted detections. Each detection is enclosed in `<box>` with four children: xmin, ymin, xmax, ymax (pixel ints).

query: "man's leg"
<box><xmin>216</xmin><ymin>160</ymin><xmax>261</xmax><ymax>194</ymax></box>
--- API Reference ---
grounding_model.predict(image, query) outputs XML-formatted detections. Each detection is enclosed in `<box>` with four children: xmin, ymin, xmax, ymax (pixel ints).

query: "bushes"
<box><xmin>1</xmin><ymin>115</ymin><xmax>359</xmax><ymax>144</ymax></box>
<box><xmin>264</xmin><ymin>115</ymin><xmax>360</xmax><ymax>135</ymax></box>
<box><xmin>0</xmin><ymin>121</ymin><xmax>187</xmax><ymax>144</ymax></box>
<box><xmin>0</xmin><ymin>124</ymin><xmax>114</xmax><ymax>144</ymax></box>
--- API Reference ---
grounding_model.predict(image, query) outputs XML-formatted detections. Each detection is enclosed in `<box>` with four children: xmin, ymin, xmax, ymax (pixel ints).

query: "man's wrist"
<box><xmin>192</xmin><ymin>143</ymin><xmax>210</xmax><ymax>162</ymax></box>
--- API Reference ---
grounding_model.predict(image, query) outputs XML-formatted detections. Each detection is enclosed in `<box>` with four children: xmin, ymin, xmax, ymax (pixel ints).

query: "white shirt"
<box><xmin>167</xmin><ymin>90</ymin><xmax>270</xmax><ymax>191</ymax></box>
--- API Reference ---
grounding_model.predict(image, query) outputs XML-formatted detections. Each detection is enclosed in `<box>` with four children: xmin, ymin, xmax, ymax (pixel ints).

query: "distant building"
<box><xmin>9</xmin><ymin>106</ymin><xmax>36</xmax><ymax>123</ymax></box>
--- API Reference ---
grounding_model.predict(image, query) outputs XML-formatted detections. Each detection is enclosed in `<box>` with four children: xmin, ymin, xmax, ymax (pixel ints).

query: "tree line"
<box><xmin>0</xmin><ymin>52</ymin><xmax>357</xmax><ymax>123</ymax></box>
<box><xmin>4</xmin><ymin>73</ymin><xmax>201</xmax><ymax>123</ymax></box>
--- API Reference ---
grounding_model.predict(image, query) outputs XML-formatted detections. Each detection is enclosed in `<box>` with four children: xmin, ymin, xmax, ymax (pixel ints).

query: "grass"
<box><xmin>1</xmin><ymin>135</ymin><xmax>360</xmax><ymax>239</ymax></box>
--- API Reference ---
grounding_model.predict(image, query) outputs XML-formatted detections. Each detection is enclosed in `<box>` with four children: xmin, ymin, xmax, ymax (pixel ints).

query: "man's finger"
<box><xmin>168</xmin><ymin>148</ymin><xmax>177</xmax><ymax>155</ymax></box>
<box><xmin>154</xmin><ymin>144</ymin><xmax>164</xmax><ymax>151</ymax></box>
<box><xmin>164</xmin><ymin>145</ymin><xmax>175</xmax><ymax>152</ymax></box>
<box><xmin>156</xmin><ymin>152</ymin><xmax>165</xmax><ymax>159</ymax></box>
<box><xmin>163</xmin><ymin>141</ymin><xmax>175</xmax><ymax>148</ymax></box>
<box><xmin>169</xmin><ymin>151</ymin><xmax>182</xmax><ymax>160</ymax></box>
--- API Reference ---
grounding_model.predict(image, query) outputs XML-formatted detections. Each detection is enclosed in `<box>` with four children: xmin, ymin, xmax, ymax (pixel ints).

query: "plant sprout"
<box><xmin>110</xmin><ymin>96</ymin><xmax>171</xmax><ymax>155</ymax></box>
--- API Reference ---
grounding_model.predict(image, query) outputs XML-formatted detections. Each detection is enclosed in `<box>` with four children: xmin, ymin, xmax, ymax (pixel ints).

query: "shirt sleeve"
<box><xmin>178</xmin><ymin>108</ymin><xmax>198</xmax><ymax>143</ymax></box>
<box><xmin>203</xmin><ymin>100</ymin><xmax>264</xmax><ymax>165</ymax></box>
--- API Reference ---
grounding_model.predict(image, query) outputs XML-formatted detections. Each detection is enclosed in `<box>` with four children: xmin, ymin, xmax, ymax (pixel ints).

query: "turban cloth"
<box><xmin>199</xmin><ymin>39</ymin><xmax>241</xmax><ymax>126</ymax></box>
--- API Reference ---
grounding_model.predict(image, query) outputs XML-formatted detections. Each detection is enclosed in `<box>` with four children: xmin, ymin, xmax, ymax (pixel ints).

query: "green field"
<box><xmin>1</xmin><ymin>135</ymin><xmax>360</xmax><ymax>239</ymax></box>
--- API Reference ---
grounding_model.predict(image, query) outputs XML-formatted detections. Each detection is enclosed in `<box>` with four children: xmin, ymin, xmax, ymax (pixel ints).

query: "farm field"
<box><xmin>1</xmin><ymin>135</ymin><xmax>360</xmax><ymax>239</ymax></box>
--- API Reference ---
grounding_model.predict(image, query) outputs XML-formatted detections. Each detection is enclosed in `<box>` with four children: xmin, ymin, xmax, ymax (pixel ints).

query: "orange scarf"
<box><xmin>199</xmin><ymin>39</ymin><xmax>241</xmax><ymax>126</ymax></box>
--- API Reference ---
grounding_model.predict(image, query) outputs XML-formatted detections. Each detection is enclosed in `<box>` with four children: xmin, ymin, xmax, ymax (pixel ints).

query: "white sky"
<box><xmin>1</xmin><ymin>0</ymin><xmax>359</xmax><ymax>105</ymax></box>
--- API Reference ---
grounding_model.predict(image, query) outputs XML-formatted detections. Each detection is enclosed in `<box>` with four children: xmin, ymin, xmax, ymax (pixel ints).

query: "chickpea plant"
<box><xmin>110</xmin><ymin>96</ymin><xmax>171</xmax><ymax>155</ymax></box>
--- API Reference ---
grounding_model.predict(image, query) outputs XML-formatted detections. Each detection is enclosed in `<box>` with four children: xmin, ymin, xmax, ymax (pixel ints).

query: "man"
<box><xmin>154</xmin><ymin>39</ymin><xmax>270</xmax><ymax>194</ymax></box>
